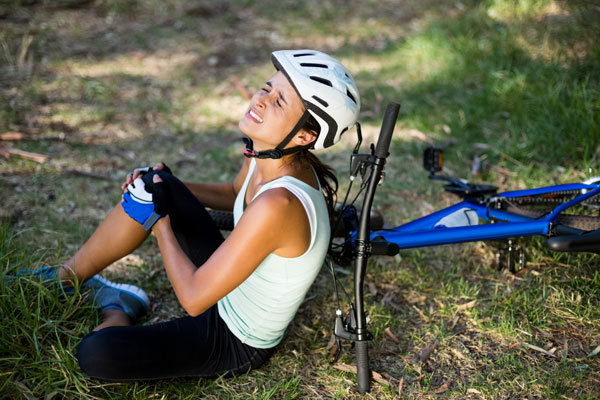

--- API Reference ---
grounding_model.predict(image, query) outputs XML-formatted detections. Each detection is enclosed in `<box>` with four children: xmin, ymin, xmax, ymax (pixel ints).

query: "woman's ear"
<box><xmin>292</xmin><ymin>129</ymin><xmax>318</xmax><ymax>147</ymax></box>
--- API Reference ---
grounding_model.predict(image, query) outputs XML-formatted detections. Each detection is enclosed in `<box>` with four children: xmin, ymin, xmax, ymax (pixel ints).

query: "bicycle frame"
<box><xmin>369</xmin><ymin>183</ymin><xmax>600</xmax><ymax>250</ymax></box>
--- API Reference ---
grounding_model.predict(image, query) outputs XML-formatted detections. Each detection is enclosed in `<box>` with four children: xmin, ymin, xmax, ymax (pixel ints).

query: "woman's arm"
<box><xmin>152</xmin><ymin>186</ymin><xmax>311</xmax><ymax>316</ymax></box>
<box><xmin>183</xmin><ymin>158</ymin><xmax>250</xmax><ymax>211</ymax></box>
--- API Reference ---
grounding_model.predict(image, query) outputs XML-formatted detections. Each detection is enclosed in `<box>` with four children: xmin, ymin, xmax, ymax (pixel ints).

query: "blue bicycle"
<box><xmin>208</xmin><ymin>102</ymin><xmax>600</xmax><ymax>393</ymax></box>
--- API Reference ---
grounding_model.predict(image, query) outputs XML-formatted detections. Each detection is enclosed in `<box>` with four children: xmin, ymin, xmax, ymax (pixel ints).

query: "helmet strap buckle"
<box><xmin>242</xmin><ymin>111</ymin><xmax>313</xmax><ymax>159</ymax></box>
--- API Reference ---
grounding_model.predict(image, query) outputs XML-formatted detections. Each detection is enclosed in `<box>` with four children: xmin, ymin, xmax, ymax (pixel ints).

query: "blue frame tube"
<box><xmin>368</xmin><ymin>185</ymin><xmax>600</xmax><ymax>250</ymax></box>
<box><xmin>501</xmin><ymin>183</ymin><xmax>597</xmax><ymax>197</ymax></box>
<box><xmin>543</xmin><ymin>186</ymin><xmax>600</xmax><ymax>222</ymax></box>
<box><xmin>390</xmin><ymin>202</ymin><xmax>474</xmax><ymax>231</ymax></box>
<box><xmin>373</xmin><ymin>220</ymin><xmax>550</xmax><ymax>249</ymax></box>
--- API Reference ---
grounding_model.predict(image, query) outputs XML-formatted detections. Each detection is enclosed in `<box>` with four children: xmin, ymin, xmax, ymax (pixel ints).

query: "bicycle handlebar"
<box><xmin>375</xmin><ymin>102</ymin><xmax>400</xmax><ymax>159</ymax></box>
<box><xmin>355</xmin><ymin>102</ymin><xmax>400</xmax><ymax>394</ymax></box>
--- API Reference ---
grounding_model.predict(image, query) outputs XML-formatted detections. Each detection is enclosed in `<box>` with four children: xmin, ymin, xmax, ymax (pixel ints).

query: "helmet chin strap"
<box><xmin>243</xmin><ymin>111</ymin><xmax>312</xmax><ymax>159</ymax></box>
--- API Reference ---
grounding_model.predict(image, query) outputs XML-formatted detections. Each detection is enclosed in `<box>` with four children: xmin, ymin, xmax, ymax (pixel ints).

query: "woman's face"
<box><xmin>239</xmin><ymin>71</ymin><xmax>308</xmax><ymax>150</ymax></box>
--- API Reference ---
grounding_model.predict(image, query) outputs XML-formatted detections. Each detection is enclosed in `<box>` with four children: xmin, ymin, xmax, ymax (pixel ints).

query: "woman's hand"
<box><xmin>150</xmin><ymin>175</ymin><xmax>173</xmax><ymax>231</ymax></box>
<box><xmin>121</xmin><ymin>162</ymin><xmax>171</xmax><ymax>192</ymax></box>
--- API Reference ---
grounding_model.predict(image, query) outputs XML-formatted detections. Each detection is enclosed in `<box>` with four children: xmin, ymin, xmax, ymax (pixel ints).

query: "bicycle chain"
<box><xmin>509</xmin><ymin>189</ymin><xmax>600</xmax><ymax>206</ymax></box>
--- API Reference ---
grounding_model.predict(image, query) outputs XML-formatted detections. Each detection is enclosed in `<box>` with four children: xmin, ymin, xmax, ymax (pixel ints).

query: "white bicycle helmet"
<box><xmin>243</xmin><ymin>49</ymin><xmax>360</xmax><ymax>159</ymax></box>
<box><xmin>272</xmin><ymin>49</ymin><xmax>360</xmax><ymax>150</ymax></box>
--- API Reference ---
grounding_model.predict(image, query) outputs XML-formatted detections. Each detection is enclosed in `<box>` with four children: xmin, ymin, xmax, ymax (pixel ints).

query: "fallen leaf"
<box><xmin>453</xmin><ymin>321</ymin><xmax>467</xmax><ymax>334</ymax></box>
<box><xmin>456</xmin><ymin>300</ymin><xmax>477</xmax><ymax>311</ymax></box>
<box><xmin>587</xmin><ymin>344</ymin><xmax>600</xmax><ymax>358</ymax></box>
<box><xmin>420</xmin><ymin>341</ymin><xmax>437</xmax><ymax>362</ymax></box>
<box><xmin>467</xmin><ymin>388</ymin><xmax>482</xmax><ymax>394</ymax></box>
<box><xmin>434</xmin><ymin>379</ymin><xmax>452</xmax><ymax>394</ymax></box>
<box><xmin>333</xmin><ymin>363</ymin><xmax>389</xmax><ymax>386</ymax></box>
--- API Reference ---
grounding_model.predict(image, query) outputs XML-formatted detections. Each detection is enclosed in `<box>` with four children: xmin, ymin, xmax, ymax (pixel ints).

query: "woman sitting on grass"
<box><xmin>28</xmin><ymin>49</ymin><xmax>360</xmax><ymax>380</ymax></box>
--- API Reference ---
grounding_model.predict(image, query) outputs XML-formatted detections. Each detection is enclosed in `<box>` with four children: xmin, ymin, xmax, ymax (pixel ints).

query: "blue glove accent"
<box><xmin>121</xmin><ymin>192</ymin><xmax>162</xmax><ymax>231</ymax></box>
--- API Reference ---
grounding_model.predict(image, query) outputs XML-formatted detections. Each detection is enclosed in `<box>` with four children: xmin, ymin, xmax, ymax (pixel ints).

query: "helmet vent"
<box><xmin>310</xmin><ymin>76</ymin><xmax>333</xmax><ymax>87</ymax></box>
<box><xmin>346</xmin><ymin>89</ymin><xmax>357</xmax><ymax>104</ymax></box>
<box><xmin>312</xmin><ymin>95</ymin><xmax>329</xmax><ymax>107</ymax></box>
<box><xmin>293</xmin><ymin>53</ymin><xmax>315</xmax><ymax>57</ymax></box>
<box><xmin>301</xmin><ymin>63</ymin><xmax>328</xmax><ymax>68</ymax></box>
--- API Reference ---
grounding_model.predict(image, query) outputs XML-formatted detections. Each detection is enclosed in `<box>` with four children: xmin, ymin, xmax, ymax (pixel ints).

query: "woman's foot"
<box><xmin>83</xmin><ymin>275</ymin><xmax>150</xmax><ymax>321</ymax></box>
<box><xmin>93</xmin><ymin>308</ymin><xmax>132</xmax><ymax>331</ymax></box>
<box><xmin>8</xmin><ymin>266</ymin><xmax>150</xmax><ymax>321</ymax></box>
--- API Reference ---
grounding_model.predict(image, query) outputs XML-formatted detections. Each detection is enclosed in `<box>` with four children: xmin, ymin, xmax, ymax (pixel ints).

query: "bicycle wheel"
<box><xmin>207</xmin><ymin>209</ymin><xmax>235</xmax><ymax>231</ymax></box>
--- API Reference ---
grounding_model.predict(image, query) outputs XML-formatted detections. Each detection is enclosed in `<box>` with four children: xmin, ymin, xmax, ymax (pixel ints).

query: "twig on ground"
<box><xmin>474</xmin><ymin>142</ymin><xmax>524</xmax><ymax>167</ymax></box>
<box><xmin>0</xmin><ymin>145</ymin><xmax>49</xmax><ymax>163</ymax></box>
<box><xmin>1</xmin><ymin>131</ymin><xmax>66</xmax><ymax>141</ymax></box>
<box><xmin>0</xmin><ymin>131</ymin><xmax>28</xmax><ymax>141</ymax></box>
<box><xmin>522</xmin><ymin>342</ymin><xmax>557</xmax><ymax>358</ymax></box>
<box><xmin>384</xmin><ymin>327</ymin><xmax>401</xmax><ymax>344</ymax></box>
<box><xmin>398</xmin><ymin>377</ymin><xmax>404</xmax><ymax>397</ymax></box>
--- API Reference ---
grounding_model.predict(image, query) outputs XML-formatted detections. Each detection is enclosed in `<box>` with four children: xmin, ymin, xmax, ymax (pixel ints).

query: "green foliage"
<box><xmin>1</xmin><ymin>0</ymin><xmax>599</xmax><ymax>398</ymax></box>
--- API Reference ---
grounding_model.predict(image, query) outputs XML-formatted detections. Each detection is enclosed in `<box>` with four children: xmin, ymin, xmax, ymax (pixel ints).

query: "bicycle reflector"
<box><xmin>423</xmin><ymin>146</ymin><xmax>443</xmax><ymax>174</ymax></box>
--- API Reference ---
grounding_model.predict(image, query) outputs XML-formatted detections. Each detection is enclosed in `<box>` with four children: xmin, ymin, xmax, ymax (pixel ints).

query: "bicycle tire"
<box><xmin>208</xmin><ymin>206</ymin><xmax>385</xmax><ymax>236</ymax></box>
<box><xmin>207</xmin><ymin>209</ymin><xmax>234</xmax><ymax>231</ymax></box>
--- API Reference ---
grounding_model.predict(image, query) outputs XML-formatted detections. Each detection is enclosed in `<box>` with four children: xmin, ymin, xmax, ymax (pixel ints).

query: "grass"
<box><xmin>1</xmin><ymin>0</ymin><xmax>599</xmax><ymax>398</ymax></box>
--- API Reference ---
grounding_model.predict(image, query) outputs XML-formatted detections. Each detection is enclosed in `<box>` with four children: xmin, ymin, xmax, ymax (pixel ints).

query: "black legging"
<box><xmin>77</xmin><ymin>170</ymin><xmax>275</xmax><ymax>381</ymax></box>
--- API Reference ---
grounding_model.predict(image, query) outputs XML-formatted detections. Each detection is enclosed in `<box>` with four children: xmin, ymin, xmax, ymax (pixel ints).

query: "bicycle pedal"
<box><xmin>493</xmin><ymin>239</ymin><xmax>526</xmax><ymax>272</ymax></box>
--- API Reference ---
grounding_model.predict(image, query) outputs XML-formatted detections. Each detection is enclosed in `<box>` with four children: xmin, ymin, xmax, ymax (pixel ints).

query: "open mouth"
<box><xmin>247</xmin><ymin>108</ymin><xmax>263</xmax><ymax>123</ymax></box>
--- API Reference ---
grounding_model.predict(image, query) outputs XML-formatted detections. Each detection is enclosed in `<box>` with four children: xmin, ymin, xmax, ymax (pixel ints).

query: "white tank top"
<box><xmin>217</xmin><ymin>159</ymin><xmax>330</xmax><ymax>348</ymax></box>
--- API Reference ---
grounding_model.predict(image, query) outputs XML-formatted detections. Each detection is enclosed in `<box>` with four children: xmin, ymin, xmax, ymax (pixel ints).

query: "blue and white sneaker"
<box><xmin>4</xmin><ymin>266</ymin><xmax>74</xmax><ymax>295</ymax></box>
<box><xmin>83</xmin><ymin>275</ymin><xmax>150</xmax><ymax>321</ymax></box>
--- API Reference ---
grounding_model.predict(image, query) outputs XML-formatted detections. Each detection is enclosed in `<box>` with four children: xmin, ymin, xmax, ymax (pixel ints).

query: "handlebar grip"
<box><xmin>374</xmin><ymin>102</ymin><xmax>400</xmax><ymax>159</ymax></box>
<box><xmin>356</xmin><ymin>340</ymin><xmax>371</xmax><ymax>393</ymax></box>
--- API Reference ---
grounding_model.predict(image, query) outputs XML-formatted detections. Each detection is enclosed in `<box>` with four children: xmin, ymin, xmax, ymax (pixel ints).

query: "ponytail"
<box><xmin>291</xmin><ymin>151</ymin><xmax>338</xmax><ymax>225</ymax></box>
<box><xmin>290</xmin><ymin>114</ymin><xmax>339</xmax><ymax>225</ymax></box>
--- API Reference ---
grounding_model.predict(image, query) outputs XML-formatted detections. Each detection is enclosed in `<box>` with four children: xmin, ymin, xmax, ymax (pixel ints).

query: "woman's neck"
<box><xmin>252</xmin><ymin>156</ymin><xmax>295</xmax><ymax>184</ymax></box>
<box><xmin>251</xmin><ymin>154</ymin><xmax>319</xmax><ymax>191</ymax></box>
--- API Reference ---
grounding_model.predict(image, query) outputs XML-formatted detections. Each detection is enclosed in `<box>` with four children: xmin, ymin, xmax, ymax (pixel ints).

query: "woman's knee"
<box><xmin>76</xmin><ymin>329</ymin><xmax>120</xmax><ymax>380</ymax></box>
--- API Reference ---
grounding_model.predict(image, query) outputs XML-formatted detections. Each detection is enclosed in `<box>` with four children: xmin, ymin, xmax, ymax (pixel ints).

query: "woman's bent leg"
<box><xmin>77</xmin><ymin>306</ymin><xmax>274</xmax><ymax>381</ymax></box>
<box><xmin>60</xmin><ymin>203</ymin><xmax>150</xmax><ymax>283</ymax></box>
<box><xmin>61</xmin><ymin>170</ymin><xmax>224</xmax><ymax>283</ymax></box>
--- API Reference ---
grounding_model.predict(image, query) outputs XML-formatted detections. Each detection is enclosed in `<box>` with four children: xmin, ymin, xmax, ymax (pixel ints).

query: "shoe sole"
<box><xmin>90</xmin><ymin>275</ymin><xmax>150</xmax><ymax>311</ymax></box>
